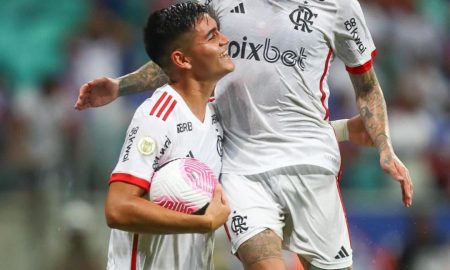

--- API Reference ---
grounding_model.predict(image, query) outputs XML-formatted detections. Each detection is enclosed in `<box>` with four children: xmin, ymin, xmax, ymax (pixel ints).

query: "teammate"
<box><xmin>104</xmin><ymin>3</ymin><xmax>232</xmax><ymax>269</ymax></box>
<box><xmin>77</xmin><ymin>1</ymin><xmax>414</xmax><ymax>270</ymax></box>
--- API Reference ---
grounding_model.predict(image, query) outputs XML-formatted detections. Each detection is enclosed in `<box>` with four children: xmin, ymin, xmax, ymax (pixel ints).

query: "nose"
<box><xmin>219</xmin><ymin>31</ymin><xmax>229</xmax><ymax>46</ymax></box>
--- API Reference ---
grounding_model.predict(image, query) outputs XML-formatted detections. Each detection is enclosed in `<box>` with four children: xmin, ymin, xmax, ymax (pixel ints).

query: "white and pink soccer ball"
<box><xmin>149</xmin><ymin>158</ymin><xmax>218</xmax><ymax>214</ymax></box>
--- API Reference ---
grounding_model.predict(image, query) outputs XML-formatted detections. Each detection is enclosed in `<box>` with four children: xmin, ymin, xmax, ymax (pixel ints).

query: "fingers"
<box><xmin>74</xmin><ymin>81</ymin><xmax>96</xmax><ymax>110</ymax></box>
<box><xmin>384</xmin><ymin>158</ymin><xmax>413</xmax><ymax>208</ymax></box>
<box><xmin>74</xmin><ymin>77</ymin><xmax>108</xmax><ymax>110</ymax></box>
<box><xmin>395</xmin><ymin>161</ymin><xmax>413</xmax><ymax>208</ymax></box>
<box><xmin>213</xmin><ymin>184</ymin><xmax>229</xmax><ymax>206</ymax></box>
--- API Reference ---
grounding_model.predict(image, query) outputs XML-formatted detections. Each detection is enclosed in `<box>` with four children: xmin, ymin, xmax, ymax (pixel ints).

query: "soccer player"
<box><xmin>76</xmin><ymin>1</ymin><xmax>414</xmax><ymax>270</ymax></box>
<box><xmin>104</xmin><ymin>3</ymin><xmax>232</xmax><ymax>270</ymax></box>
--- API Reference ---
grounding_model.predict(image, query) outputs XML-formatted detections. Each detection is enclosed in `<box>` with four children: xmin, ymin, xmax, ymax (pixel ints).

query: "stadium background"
<box><xmin>0</xmin><ymin>0</ymin><xmax>449</xmax><ymax>269</ymax></box>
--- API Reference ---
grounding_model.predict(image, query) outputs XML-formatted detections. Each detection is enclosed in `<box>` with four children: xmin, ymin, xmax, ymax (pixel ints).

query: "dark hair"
<box><xmin>143</xmin><ymin>2</ymin><xmax>209</xmax><ymax>71</ymax></box>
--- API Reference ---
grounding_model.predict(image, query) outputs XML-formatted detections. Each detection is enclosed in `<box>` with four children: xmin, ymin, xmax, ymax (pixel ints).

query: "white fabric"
<box><xmin>222</xmin><ymin>166</ymin><xmax>352</xmax><ymax>269</ymax></box>
<box><xmin>107</xmin><ymin>85</ymin><xmax>223</xmax><ymax>270</ymax></box>
<box><xmin>330</xmin><ymin>119</ymin><xmax>349</xmax><ymax>142</ymax></box>
<box><xmin>199</xmin><ymin>0</ymin><xmax>376</xmax><ymax>175</ymax></box>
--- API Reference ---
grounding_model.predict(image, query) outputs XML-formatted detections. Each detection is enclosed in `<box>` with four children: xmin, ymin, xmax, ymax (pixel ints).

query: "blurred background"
<box><xmin>0</xmin><ymin>0</ymin><xmax>449</xmax><ymax>269</ymax></box>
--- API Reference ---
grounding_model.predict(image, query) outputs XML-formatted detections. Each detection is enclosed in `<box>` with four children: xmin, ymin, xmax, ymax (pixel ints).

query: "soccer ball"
<box><xmin>149</xmin><ymin>157</ymin><xmax>218</xmax><ymax>215</ymax></box>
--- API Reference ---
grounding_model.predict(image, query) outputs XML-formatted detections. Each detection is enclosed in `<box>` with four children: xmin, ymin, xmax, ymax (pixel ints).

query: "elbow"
<box><xmin>105</xmin><ymin>203</ymin><xmax>125</xmax><ymax>229</ymax></box>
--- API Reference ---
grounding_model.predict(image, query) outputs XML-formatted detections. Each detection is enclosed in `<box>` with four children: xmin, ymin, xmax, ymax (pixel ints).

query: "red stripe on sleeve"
<box><xmin>150</xmin><ymin>92</ymin><xmax>168</xmax><ymax>116</ymax></box>
<box><xmin>345</xmin><ymin>50</ymin><xmax>378</xmax><ymax>74</ymax></box>
<box><xmin>109</xmin><ymin>173</ymin><xmax>150</xmax><ymax>191</ymax></box>
<box><xmin>156</xmin><ymin>95</ymin><xmax>173</xmax><ymax>117</ymax></box>
<box><xmin>162</xmin><ymin>100</ymin><xmax>177</xmax><ymax>121</ymax></box>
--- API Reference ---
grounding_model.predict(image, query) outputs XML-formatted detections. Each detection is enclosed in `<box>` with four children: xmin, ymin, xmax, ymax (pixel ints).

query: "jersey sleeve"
<box><xmin>109</xmin><ymin>106</ymin><xmax>171</xmax><ymax>191</ymax></box>
<box><xmin>332</xmin><ymin>0</ymin><xmax>377</xmax><ymax>74</ymax></box>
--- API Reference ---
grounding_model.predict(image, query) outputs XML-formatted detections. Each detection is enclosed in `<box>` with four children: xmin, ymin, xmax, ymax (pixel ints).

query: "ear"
<box><xmin>171</xmin><ymin>50</ymin><xmax>192</xmax><ymax>70</ymax></box>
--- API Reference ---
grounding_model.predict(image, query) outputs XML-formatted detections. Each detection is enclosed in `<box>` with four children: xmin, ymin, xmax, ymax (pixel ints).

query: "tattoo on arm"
<box><xmin>350</xmin><ymin>68</ymin><xmax>392</xmax><ymax>152</ymax></box>
<box><xmin>118</xmin><ymin>61</ymin><xmax>169</xmax><ymax>96</ymax></box>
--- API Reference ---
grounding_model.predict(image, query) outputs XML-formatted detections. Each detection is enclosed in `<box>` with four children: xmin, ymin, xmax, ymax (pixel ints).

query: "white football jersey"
<box><xmin>107</xmin><ymin>85</ymin><xmax>223</xmax><ymax>270</ymax></box>
<box><xmin>200</xmin><ymin>0</ymin><xmax>376</xmax><ymax>175</ymax></box>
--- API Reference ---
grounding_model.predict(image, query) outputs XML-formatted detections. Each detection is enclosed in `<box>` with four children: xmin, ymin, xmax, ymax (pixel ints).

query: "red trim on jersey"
<box><xmin>157</xmin><ymin>95</ymin><xmax>173</xmax><ymax>117</ymax></box>
<box><xmin>131</xmin><ymin>234</ymin><xmax>139</xmax><ymax>270</ymax></box>
<box><xmin>109</xmin><ymin>173</ymin><xmax>150</xmax><ymax>191</ymax></box>
<box><xmin>162</xmin><ymin>100</ymin><xmax>177</xmax><ymax>121</ymax></box>
<box><xmin>319</xmin><ymin>49</ymin><xmax>333</xmax><ymax>121</ymax></box>
<box><xmin>223</xmin><ymin>224</ymin><xmax>232</xmax><ymax>241</ymax></box>
<box><xmin>150</xmin><ymin>92</ymin><xmax>168</xmax><ymax>115</ymax></box>
<box><xmin>345</xmin><ymin>50</ymin><xmax>378</xmax><ymax>74</ymax></box>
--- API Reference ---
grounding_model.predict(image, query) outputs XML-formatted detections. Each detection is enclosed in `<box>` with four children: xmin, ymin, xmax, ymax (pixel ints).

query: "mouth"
<box><xmin>220</xmin><ymin>50</ymin><xmax>230</xmax><ymax>59</ymax></box>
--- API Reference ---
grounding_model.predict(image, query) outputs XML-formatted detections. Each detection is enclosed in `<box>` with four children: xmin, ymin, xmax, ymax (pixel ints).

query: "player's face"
<box><xmin>186</xmin><ymin>14</ymin><xmax>235</xmax><ymax>81</ymax></box>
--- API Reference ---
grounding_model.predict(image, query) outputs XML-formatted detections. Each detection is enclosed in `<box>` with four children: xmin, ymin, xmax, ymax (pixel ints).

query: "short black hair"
<box><xmin>143</xmin><ymin>2</ymin><xmax>209</xmax><ymax>71</ymax></box>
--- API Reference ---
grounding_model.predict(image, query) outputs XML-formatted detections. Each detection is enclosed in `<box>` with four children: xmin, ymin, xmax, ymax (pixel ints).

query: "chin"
<box><xmin>224</xmin><ymin>62</ymin><xmax>235</xmax><ymax>72</ymax></box>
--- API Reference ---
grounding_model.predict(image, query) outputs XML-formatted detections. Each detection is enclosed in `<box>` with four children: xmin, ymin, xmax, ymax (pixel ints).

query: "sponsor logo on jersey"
<box><xmin>334</xmin><ymin>246</ymin><xmax>350</xmax><ymax>259</ymax></box>
<box><xmin>230</xmin><ymin>3</ymin><xmax>245</xmax><ymax>14</ymax></box>
<box><xmin>217</xmin><ymin>134</ymin><xmax>223</xmax><ymax>157</ymax></box>
<box><xmin>177</xmin><ymin>122</ymin><xmax>193</xmax><ymax>134</ymax></box>
<box><xmin>289</xmin><ymin>4</ymin><xmax>318</xmax><ymax>33</ymax></box>
<box><xmin>230</xmin><ymin>211</ymin><xmax>248</xmax><ymax>236</ymax></box>
<box><xmin>228</xmin><ymin>37</ymin><xmax>308</xmax><ymax>70</ymax></box>
<box><xmin>138</xmin><ymin>137</ymin><xmax>156</xmax><ymax>156</ymax></box>
<box><xmin>344</xmin><ymin>18</ymin><xmax>367</xmax><ymax>55</ymax></box>
<box><xmin>186</xmin><ymin>151</ymin><xmax>194</xmax><ymax>158</ymax></box>
<box><xmin>211</xmin><ymin>114</ymin><xmax>219</xmax><ymax>125</ymax></box>
<box><xmin>122</xmin><ymin>127</ymin><xmax>139</xmax><ymax>162</ymax></box>
<box><xmin>152</xmin><ymin>136</ymin><xmax>172</xmax><ymax>170</ymax></box>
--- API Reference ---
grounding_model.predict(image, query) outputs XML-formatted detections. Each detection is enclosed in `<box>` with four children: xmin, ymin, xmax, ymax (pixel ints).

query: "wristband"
<box><xmin>330</xmin><ymin>119</ymin><xmax>349</xmax><ymax>142</ymax></box>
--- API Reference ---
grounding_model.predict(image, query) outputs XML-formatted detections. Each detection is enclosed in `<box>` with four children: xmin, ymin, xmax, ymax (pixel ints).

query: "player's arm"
<box><xmin>105</xmin><ymin>182</ymin><xmax>229</xmax><ymax>234</ymax></box>
<box><xmin>74</xmin><ymin>61</ymin><xmax>168</xmax><ymax>110</ymax></box>
<box><xmin>331</xmin><ymin>115</ymin><xmax>374</xmax><ymax>146</ymax></box>
<box><xmin>349</xmin><ymin>67</ymin><xmax>413</xmax><ymax>207</ymax></box>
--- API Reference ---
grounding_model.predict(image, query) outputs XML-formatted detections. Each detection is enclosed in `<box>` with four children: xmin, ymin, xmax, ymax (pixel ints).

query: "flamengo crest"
<box><xmin>289</xmin><ymin>4</ymin><xmax>318</xmax><ymax>33</ymax></box>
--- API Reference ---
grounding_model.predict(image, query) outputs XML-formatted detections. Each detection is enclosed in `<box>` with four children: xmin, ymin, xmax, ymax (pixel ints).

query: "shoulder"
<box><xmin>137</xmin><ymin>86</ymin><xmax>180</xmax><ymax>124</ymax></box>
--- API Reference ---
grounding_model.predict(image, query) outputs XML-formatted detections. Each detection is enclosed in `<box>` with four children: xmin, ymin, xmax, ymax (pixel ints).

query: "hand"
<box><xmin>348</xmin><ymin>115</ymin><xmax>374</xmax><ymax>146</ymax></box>
<box><xmin>204</xmin><ymin>184</ymin><xmax>230</xmax><ymax>231</ymax></box>
<box><xmin>380</xmin><ymin>150</ymin><xmax>413</xmax><ymax>207</ymax></box>
<box><xmin>74</xmin><ymin>77</ymin><xmax>119</xmax><ymax>110</ymax></box>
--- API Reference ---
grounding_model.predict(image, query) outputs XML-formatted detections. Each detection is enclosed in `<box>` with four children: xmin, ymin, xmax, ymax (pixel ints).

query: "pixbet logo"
<box><xmin>228</xmin><ymin>37</ymin><xmax>307</xmax><ymax>70</ymax></box>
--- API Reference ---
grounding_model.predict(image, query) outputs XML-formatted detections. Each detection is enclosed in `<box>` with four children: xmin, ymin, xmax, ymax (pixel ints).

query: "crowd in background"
<box><xmin>0</xmin><ymin>0</ymin><xmax>449</xmax><ymax>269</ymax></box>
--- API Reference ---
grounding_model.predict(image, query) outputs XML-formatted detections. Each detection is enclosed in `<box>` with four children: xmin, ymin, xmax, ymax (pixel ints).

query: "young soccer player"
<box><xmin>104</xmin><ymin>3</ymin><xmax>233</xmax><ymax>269</ymax></box>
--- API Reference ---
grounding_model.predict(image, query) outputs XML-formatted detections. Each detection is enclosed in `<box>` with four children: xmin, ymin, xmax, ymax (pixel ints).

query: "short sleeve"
<box><xmin>109</xmin><ymin>107</ymin><xmax>171</xmax><ymax>191</ymax></box>
<box><xmin>332</xmin><ymin>0</ymin><xmax>377</xmax><ymax>74</ymax></box>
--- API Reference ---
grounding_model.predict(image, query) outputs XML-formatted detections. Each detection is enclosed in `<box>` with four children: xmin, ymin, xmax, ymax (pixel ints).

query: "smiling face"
<box><xmin>181</xmin><ymin>14</ymin><xmax>235</xmax><ymax>82</ymax></box>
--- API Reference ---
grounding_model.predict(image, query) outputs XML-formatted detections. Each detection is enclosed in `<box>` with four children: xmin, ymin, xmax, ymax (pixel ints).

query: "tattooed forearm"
<box><xmin>360</xmin><ymin>106</ymin><xmax>373</xmax><ymax>120</ymax></box>
<box><xmin>350</xmin><ymin>68</ymin><xmax>392</xmax><ymax>153</ymax></box>
<box><xmin>118</xmin><ymin>61</ymin><xmax>169</xmax><ymax>96</ymax></box>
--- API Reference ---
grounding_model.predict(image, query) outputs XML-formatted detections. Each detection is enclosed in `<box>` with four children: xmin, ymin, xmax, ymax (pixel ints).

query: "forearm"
<box><xmin>350</xmin><ymin>68</ymin><xmax>392</xmax><ymax>152</ymax></box>
<box><xmin>118</xmin><ymin>61</ymin><xmax>169</xmax><ymax>96</ymax></box>
<box><xmin>106</xmin><ymin>193</ymin><xmax>212</xmax><ymax>234</ymax></box>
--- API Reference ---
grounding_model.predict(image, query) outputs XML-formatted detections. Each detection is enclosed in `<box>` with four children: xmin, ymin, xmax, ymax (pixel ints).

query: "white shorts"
<box><xmin>221</xmin><ymin>165</ymin><xmax>352</xmax><ymax>269</ymax></box>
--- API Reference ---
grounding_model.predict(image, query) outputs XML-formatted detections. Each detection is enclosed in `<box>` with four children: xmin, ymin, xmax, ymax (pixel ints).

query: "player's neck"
<box><xmin>170</xmin><ymin>78</ymin><xmax>215</xmax><ymax>123</ymax></box>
